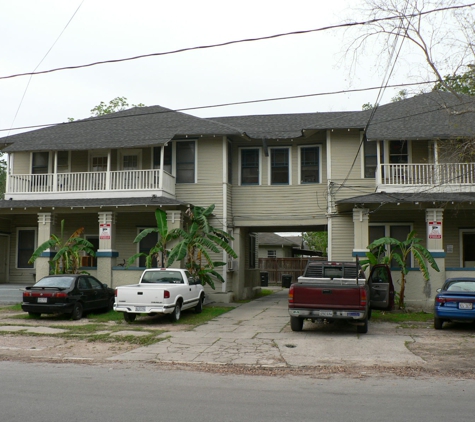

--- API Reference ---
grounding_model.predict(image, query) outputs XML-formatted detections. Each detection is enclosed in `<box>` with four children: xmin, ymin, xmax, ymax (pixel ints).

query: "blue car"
<box><xmin>434</xmin><ymin>278</ymin><xmax>475</xmax><ymax>330</ymax></box>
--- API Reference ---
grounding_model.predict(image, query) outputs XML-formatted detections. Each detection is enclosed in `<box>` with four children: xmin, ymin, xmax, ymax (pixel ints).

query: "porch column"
<box><xmin>425</xmin><ymin>208</ymin><xmax>446</xmax><ymax>300</ymax></box>
<box><xmin>97</xmin><ymin>212</ymin><xmax>117</xmax><ymax>287</ymax></box>
<box><xmin>36</xmin><ymin>212</ymin><xmax>54</xmax><ymax>281</ymax></box>
<box><xmin>352</xmin><ymin>208</ymin><xmax>369</xmax><ymax>260</ymax></box>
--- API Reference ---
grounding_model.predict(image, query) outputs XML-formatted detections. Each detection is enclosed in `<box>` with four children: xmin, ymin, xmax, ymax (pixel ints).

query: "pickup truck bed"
<box><xmin>288</xmin><ymin>261</ymin><xmax>394</xmax><ymax>333</ymax></box>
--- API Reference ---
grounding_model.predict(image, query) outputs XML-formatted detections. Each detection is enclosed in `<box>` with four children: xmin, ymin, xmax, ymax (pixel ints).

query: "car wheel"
<box><xmin>367</xmin><ymin>308</ymin><xmax>372</xmax><ymax>320</ymax></box>
<box><xmin>357</xmin><ymin>318</ymin><xmax>368</xmax><ymax>334</ymax></box>
<box><xmin>28</xmin><ymin>312</ymin><xmax>41</xmax><ymax>318</ymax></box>
<box><xmin>123</xmin><ymin>312</ymin><xmax>137</xmax><ymax>323</ymax></box>
<box><xmin>194</xmin><ymin>295</ymin><xmax>203</xmax><ymax>314</ymax></box>
<box><xmin>107</xmin><ymin>296</ymin><xmax>115</xmax><ymax>312</ymax></box>
<box><xmin>170</xmin><ymin>301</ymin><xmax>182</xmax><ymax>322</ymax></box>
<box><xmin>290</xmin><ymin>316</ymin><xmax>304</xmax><ymax>331</ymax></box>
<box><xmin>434</xmin><ymin>317</ymin><xmax>444</xmax><ymax>330</ymax></box>
<box><xmin>71</xmin><ymin>302</ymin><xmax>83</xmax><ymax>320</ymax></box>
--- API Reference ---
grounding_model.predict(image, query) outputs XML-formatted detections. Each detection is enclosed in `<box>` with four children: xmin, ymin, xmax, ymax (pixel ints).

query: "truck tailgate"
<box><xmin>292</xmin><ymin>283</ymin><xmax>363</xmax><ymax>309</ymax></box>
<box><xmin>116</xmin><ymin>285</ymin><xmax>166</xmax><ymax>306</ymax></box>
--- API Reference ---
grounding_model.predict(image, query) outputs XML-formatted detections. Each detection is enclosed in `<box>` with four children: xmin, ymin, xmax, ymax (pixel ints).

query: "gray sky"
<box><xmin>0</xmin><ymin>0</ymin><xmax>430</xmax><ymax>137</ymax></box>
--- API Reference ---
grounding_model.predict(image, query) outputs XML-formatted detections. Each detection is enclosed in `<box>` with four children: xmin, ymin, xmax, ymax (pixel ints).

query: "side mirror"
<box><xmin>436</xmin><ymin>288</ymin><xmax>441</xmax><ymax>293</ymax></box>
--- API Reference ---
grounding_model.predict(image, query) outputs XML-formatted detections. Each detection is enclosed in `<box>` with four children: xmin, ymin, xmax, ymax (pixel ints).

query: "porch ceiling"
<box><xmin>0</xmin><ymin>196</ymin><xmax>188</xmax><ymax>211</ymax></box>
<box><xmin>336</xmin><ymin>192</ymin><xmax>475</xmax><ymax>212</ymax></box>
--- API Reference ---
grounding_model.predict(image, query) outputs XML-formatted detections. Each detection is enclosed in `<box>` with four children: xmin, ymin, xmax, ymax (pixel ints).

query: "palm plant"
<box><xmin>127</xmin><ymin>208</ymin><xmax>181</xmax><ymax>268</ymax></box>
<box><xmin>28</xmin><ymin>220</ymin><xmax>96</xmax><ymax>274</ymax></box>
<box><xmin>168</xmin><ymin>205</ymin><xmax>237</xmax><ymax>289</ymax></box>
<box><xmin>362</xmin><ymin>230</ymin><xmax>440</xmax><ymax>309</ymax></box>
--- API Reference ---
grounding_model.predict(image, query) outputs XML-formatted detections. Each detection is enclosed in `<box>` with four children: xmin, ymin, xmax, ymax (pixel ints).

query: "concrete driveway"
<box><xmin>113</xmin><ymin>288</ymin><xmax>424</xmax><ymax>367</ymax></box>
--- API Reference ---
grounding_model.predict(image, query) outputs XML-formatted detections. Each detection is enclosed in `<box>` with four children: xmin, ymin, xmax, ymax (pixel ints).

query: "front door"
<box><xmin>368</xmin><ymin>264</ymin><xmax>394</xmax><ymax>310</ymax></box>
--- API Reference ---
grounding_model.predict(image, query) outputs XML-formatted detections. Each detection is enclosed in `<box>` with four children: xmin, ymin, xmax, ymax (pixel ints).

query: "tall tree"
<box><xmin>345</xmin><ymin>0</ymin><xmax>474</xmax><ymax>94</ymax></box>
<box><xmin>68</xmin><ymin>96</ymin><xmax>145</xmax><ymax>121</ymax></box>
<box><xmin>302</xmin><ymin>232</ymin><xmax>328</xmax><ymax>256</ymax></box>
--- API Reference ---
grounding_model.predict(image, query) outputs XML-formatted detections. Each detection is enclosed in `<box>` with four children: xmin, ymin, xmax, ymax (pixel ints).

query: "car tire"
<box><xmin>123</xmin><ymin>312</ymin><xmax>137</xmax><ymax>323</ymax></box>
<box><xmin>357</xmin><ymin>318</ymin><xmax>368</xmax><ymax>334</ymax></box>
<box><xmin>28</xmin><ymin>312</ymin><xmax>41</xmax><ymax>318</ymax></box>
<box><xmin>194</xmin><ymin>295</ymin><xmax>203</xmax><ymax>314</ymax></box>
<box><xmin>107</xmin><ymin>297</ymin><xmax>115</xmax><ymax>312</ymax></box>
<box><xmin>367</xmin><ymin>308</ymin><xmax>372</xmax><ymax>320</ymax></box>
<box><xmin>170</xmin><ymin>301</ymin><xmax>182</xmax><ymax>322</ymax></box>
<box><xmin>434</xmin><ymin>317</ymin><xmax>444</xmax><ymax>330</ymax></box>
<box><xmin>290</xmin><ymin>316</ymin><xmax>304</xmax><ymax>331</ymax></box>
<box><xmin>71</xmin><ymin>302</ymin><xmax>83</xmax><ymax>320</ymax></box>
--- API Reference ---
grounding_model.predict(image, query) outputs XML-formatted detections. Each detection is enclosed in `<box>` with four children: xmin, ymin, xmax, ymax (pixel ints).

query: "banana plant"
<box><xmin>28</xmin><ymin>220</ymin><xmax>95</xmax><ymax>274</ymax></box>
<box><xmin>168</xmin><ymin>204</ymin><xmax>237</xmax><ymax>289</ymax></box>
<box><xmin>362</xmin><ymin>230</ymin><xmax>439</xmax><ymax>309</ymax></box>
<box><xmin>127</xmin><ymin>208</ymin><xmax>181</xmax><ymax>268</ymax></box>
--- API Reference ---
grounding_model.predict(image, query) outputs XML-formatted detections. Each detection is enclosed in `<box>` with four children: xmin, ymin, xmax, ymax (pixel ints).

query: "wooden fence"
<box><xmin>258</xmin><ymin>257</ymin><xmax>325</xmax><ymax>284</ymax></box>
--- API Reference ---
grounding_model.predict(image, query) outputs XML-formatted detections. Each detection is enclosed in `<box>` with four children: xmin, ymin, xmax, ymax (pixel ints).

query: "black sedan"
<box><xmin>434</xmin><ymin>277</ymin><xmax>475</xmax><ymax>329</ymax></box>
<box><xmin>22</xmin><ymin>274</ymin><xmax>115</xmax><ymax>320</ymax></box>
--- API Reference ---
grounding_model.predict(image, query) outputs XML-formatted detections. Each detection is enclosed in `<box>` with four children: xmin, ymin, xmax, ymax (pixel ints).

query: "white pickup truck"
<box><xmin>114</xmin><ymin>268</ymin><xmax>205</xmax><ymax>323</ymax></box>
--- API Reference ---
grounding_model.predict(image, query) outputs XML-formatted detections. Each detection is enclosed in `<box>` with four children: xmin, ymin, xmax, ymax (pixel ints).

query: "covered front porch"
<box><xmin>6</xmin><ymin>169</ymin><xmax>176</xmax><ymax>200</ymax></box>
<box><xmin>376</xmin><ymin>163</ymin><xmax>475</xmax><ymax>193</ymax></box>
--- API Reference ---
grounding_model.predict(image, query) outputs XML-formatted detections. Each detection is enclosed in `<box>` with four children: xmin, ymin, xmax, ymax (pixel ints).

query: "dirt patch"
<box><xmin>2</xmin><ymin>309</ymin><xmax>475</xmax><ymax>379</ymax></box>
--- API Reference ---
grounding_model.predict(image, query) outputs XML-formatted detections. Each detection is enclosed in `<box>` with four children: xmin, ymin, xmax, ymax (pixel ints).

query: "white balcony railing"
<box><xmin>377</xmin><ymin>163</ymin><xmax>475</xmax><ymax>191</ymax></box>
<box><xmin>7</xmin><ymin>169</ymin><xmax>176</xmax><ymax>197</ymax></box>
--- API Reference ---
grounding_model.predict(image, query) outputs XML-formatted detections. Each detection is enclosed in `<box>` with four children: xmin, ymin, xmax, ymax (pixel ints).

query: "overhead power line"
<box><xmin>1</xmin><ymin>3</ymin><xmax>473</xmax><ymax>81</ymax></box>
<box><xmin>0</xmin><ymin>80</ymin><xmax>439</xmax><ymax>133</ymax></box>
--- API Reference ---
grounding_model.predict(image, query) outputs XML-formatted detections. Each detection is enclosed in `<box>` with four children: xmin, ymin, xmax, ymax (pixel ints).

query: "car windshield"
<box><xmin>34</xmin><ymin>277</ymin><xmax>75</xmax><ymax>289</ymax></box>
<box><xmin>141</xmin><ymin>271</ymin><xmax>183</xmax><ymax>284</ymax></box>
<box><xmin>446</xmin><ymin>280</ymin><xmax>475</xmax><ymax>292</ymax></box>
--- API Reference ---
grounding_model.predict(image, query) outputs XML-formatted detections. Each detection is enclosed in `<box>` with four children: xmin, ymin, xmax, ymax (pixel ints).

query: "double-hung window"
<box><xmin>300</xmin><ymin>146</ymin><xmax>320</xmax><ymax>183</ymax></box>
<box><xmin>153</xmin><ymin>144</ymin><xmax>172</xmax><ymax>173</ymax></box>
<box><xmin>32</xmin><ymin>152</ymin><xmax>49</xmax><ymax>174</ymax></box>
<box><xmin>270</xmin><ymin>148</ymin><xmax>289</xmax><ymax>185</ymax></box>
<box><xmin>17</xmin><ymin>228</ymin><xmax>36</xmax><ymax>269</ymax></box>
<box><xmin>176</xmin><ymin>141</ymin><xmax>195</xmax><ymax>183</ymax></box>
<box><xmin>241</xmin><ymin>148</ymin><xmax>259</xmax><ymax>185</ymax></box>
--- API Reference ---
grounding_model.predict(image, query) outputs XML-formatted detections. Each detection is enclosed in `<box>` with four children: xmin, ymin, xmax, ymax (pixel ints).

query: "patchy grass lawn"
<box><xmin>371</xmin><ymin>310</ymin><xmax>434</xmax><ymax>323</ymax></box>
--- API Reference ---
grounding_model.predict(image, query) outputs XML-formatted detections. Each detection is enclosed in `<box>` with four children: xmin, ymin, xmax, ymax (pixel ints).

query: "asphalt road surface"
<box><xmin>1</xmin><ymin>361</ymin><xmax>473</xmax><ymax>422</ymax></box>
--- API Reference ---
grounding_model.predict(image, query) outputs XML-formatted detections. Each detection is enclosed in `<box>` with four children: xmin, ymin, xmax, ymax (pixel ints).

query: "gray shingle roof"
<box><xmin>0</xmin><ymin>196</ymin><xmax>187</xmax><ymax>209</ymax></box>
<box><xmin>2</xmin><ymin>92</ymin><xmax>474</xmax><ymax>153</ymax></box>
<box><xmin>258</xmin><ymin>232</ymin><xmax>300</xmax><ymax>246</ymax></box>
<box><xmin>309</xmin><ymin>91</ymin><xmax>475</xmax><ymax>140</ymax></box>
<box><xmin>337</xmin><ymin>192</ymin><xmax>475</xmax><ymax>205</ymax></box>
<box><xmin>2</xmin><ymin>105</ymin><xmax>243</xmax><ymax>152</ymax></box>
<box><xmin>209</xmin><ymin>112</ymin><xmax>354</xmax><ymax>139</ymax></box>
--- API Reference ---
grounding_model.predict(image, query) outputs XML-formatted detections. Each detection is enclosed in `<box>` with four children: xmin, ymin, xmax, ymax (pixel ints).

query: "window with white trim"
<box><xmin>240</xmin><ymin>148</ymin><xmax>260</xmax><ymax>185</ymax></box>
<box><xmin>32</xmin><ymin>152</ymin><xmax>49</xmax><ymax>174</ymax></box>
<box><xmin>17</xmin><ymin>228</ymin><xmax>36</xmax><ymax>269</ymax></box>
<box><xmin>270</xmin><ymin>148</ymin><xmax>290</xmax><ymax>185</ymax></box>
<box><xmin>460</xmin><ymin>229</ymin><xmax>475</xmax><ymax>267</ymax></box>
<box><xmin>369</xmin><ymin>224</ymin><xmax>412</xmax><ymax>267</ymax></box>
<box><xmin>176</xmin><ymin>141</ymin><xmax>196</xmax><ymax>183</ymax></box>
<box><xmin>137</xmin><ymin>228</ymin><xmax>158</xmax><ymax>268</ymax></box>
<box><xmin>267</xmin><ymin>250</ymin><xmax>277</xmax><ymax>258</ymax></box>
<box><xmin>299</xmin><ymin>145</ymin><xmax>320</xmax><ymax>184</ymax></box>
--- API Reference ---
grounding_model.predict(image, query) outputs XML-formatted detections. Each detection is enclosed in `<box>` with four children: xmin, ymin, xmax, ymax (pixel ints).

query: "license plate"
<box><xmin>37</xmin><ymin>298</ymin><xmax>47</xmax><ymax>303</ymax></box>
<box><xmin>135</xmin><ymin>306</ymin><xmax>146</xmax><ymax>312</ymax></box>
<box><xmin>319</xmin><ymin>311</ymin><xmax>333</xmax><ymax>317</ymax></box>
<box><xmin>459</xmin><ymin>302</ymin><xmax>473</xmax><ymax>310</ymax></box>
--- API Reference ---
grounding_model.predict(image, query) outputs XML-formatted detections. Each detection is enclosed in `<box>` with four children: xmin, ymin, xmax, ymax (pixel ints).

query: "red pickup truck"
<box><xmin>288</xmin><ymin>261</ymin><xmax>394</xmax><ymax>333</ymax></box>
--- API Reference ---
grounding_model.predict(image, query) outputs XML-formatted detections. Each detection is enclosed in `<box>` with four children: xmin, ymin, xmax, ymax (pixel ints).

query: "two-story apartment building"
<box><xmin>1</xmin><ymin>91</ymin><xmax>474</xmax><ymax>307</ymax></box>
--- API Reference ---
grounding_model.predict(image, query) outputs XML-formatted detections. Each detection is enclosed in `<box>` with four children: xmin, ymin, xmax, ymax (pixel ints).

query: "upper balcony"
<box><xmin>376</xmin><ymin>163</ymin><xmax>475</xmax><ymax>193</ymax></box>
<box><xmin>6</xmin><ymin>169</ymin><xmax>176</xmax><ymax>200</ymax></box>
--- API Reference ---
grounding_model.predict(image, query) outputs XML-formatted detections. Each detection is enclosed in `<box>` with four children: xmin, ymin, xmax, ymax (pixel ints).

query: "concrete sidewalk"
<box><xmin>112</xmin><ymin>288</ymin><xmax>424</xmax><ymax>367</ymax></box>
